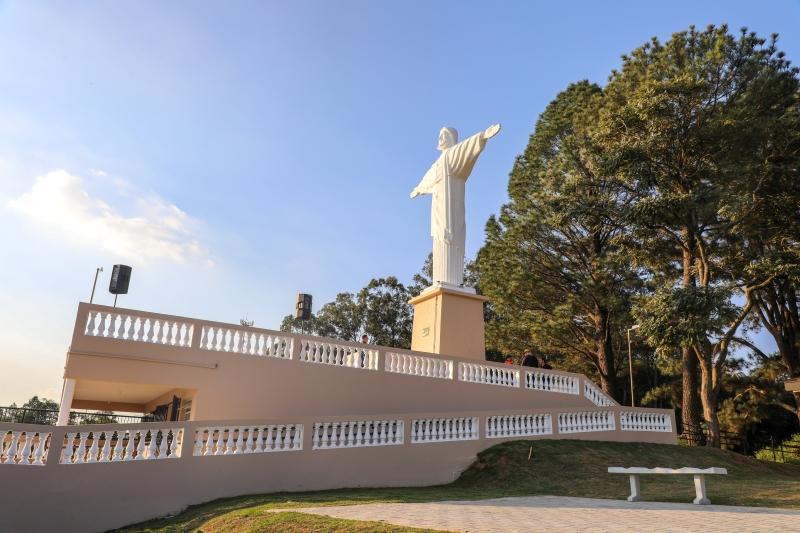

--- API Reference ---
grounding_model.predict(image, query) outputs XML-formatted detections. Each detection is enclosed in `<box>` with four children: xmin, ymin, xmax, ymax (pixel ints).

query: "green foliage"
<box><xmin>476</xmin><ymin>81</ymin><xmax>639</xmax><ymax>400</ymax></box>
<box><xmin>633</xmin><ymin>286</ymin><xmax>737</xmax><ymax>355</ymax></box>
<box><xmin>357</xmin><ymin>277</ymin><xmax>413</xmax><ymax>348</ymax></box>
<box><xmin>717</xmin><ymin>356</ymin><xmax>799</xmax><ymax>436</ymax></box>
<box><xmin>593</xmin><ymin>24</ymin><xmax>800</xmax><ymax>438</ymax></box>
<box><xmin>20</xmin><ymin>395</ymin><xmax>58</xmax><ymax>411</ymax></box>
<box><xmin>755</xmin><ymin>434</ymin><xmax>800</xmax><ymax>465</ymax></box>
<box><xmin>479</xmin><ymin>24</ymin><xmax>800</xmax><ymax>437</ymax></box>
<box><xmin>7</xmin><ymin>396</ymin><xmax>59</xmax><ymax>424</ymax></box>
<box><xmin>280</xmin><ymin>261</ymin><xmax>438</xmax><ymax>349</ymax></box>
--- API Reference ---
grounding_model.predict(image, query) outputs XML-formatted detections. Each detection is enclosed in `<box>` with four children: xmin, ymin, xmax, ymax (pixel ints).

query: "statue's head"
<box><xmin>437</xmin><ymin>127</ymin><xmax>458</xmax><ymax>151</ymax></box>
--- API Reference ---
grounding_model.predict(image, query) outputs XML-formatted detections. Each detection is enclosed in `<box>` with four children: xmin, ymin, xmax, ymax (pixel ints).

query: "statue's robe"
<box><xmin>414</xmin><ymin>131</ymin><xmax>487</xmax><ymax>286</ymax></box>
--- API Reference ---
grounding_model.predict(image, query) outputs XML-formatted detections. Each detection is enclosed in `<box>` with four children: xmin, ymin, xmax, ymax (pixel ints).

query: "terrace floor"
<box><xmin>288</xmin><ymin>496</ymin><xmax>800</xmax><ymax>533</ymax></box>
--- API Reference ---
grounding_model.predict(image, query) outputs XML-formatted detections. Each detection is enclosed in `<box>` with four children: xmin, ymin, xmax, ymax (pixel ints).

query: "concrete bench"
<box><xmin>608</xmin><ymin>467</ymin><xmax>728</xmax><ymax>505</ymax></box>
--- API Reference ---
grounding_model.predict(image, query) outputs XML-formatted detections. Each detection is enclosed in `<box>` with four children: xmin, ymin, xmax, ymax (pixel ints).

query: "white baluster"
<box><xmin>31</xmin><ymin>433</ymin><xmax>48</xmax><ymax>465</ymax></box>
<box><xmin>169</xmin><ymin>430</ymin><xmax>180</xmax><ymax>457</ymax></box>
<box><xmin>244</xmin><ymin>427</ymin><xmax>254</xmax><ymax>453</ymax></box>
<box><xmin>133</xmin><ymin>430</ymin><xmax>146</xmax><ymax>459</ymax></box>
<box><xmin>73</xmin><ymin>433</ymin><xmax>88</xmax><ymax>464</ymax></box>
<box><xmin>234</xmin><ymin>427</ymin><xmax>245</xmax><ymax>454</ymax></box>
<box><xmin>144</xmin><ymin>430</ymin><xmax>157</xmax><ymax>459</ymax></box>
<box><xmin>123</xmin><ymin>431</ymin><xmax>135</xmax><ymax>461</ymax></box>
<box><xmin>265</xmin><ymin>425</ymin><xmax>275</xmax><ymax>451</ymax></box>
<box><xmin>158</xmin><ymin>430</ymin><xmax>169</xmax><ymax>458</ymax></box>
<box><xmin>210</xmin><ymin>429</ymin><xmax>222</xmax><ymax>456</ymax></box>
<box><xmin>254</xmin><ymin>426</ymin><xmax>265</xmax><ymax>453</ymax></box>
<box><xmin>193</xmin><ymin>429</ymin><xmax>204</xmax><ymax>456</ymax></box>
<box><xmin>311</xmin><ymin>424</ymin><xmax>320</xmax><ymax>449</ymax></box>
<box><xmin>223</xmin><ymin>428</ymin><xmax>236</xmax><ymax>455</ymax></box>
<box><xmin>5</xmin><ymin>432</ymin><xmax>21</xmax><ymax>464</ymax></box>
<box><xmin>99</xmin><ymin>432</ymin><xmax>112</xmax><ymax>462</ymax></box>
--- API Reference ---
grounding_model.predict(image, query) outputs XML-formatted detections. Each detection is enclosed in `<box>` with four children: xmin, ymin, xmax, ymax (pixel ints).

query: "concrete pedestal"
<box><xmin>409</xmin><ymin>284</ymin><xmax>489</xmax><ymax>361</ymax></box>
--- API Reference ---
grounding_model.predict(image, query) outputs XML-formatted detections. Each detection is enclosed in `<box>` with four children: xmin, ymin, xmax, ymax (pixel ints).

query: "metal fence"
<box><xmin>681</xmin><ymin>422</ymin><xmax>800</xmax><ymax>461</ymax></box>
<box><xmin>0</xmin><ymin>406</ymin><xmax>163</xmax><ymax>425</ymax></box>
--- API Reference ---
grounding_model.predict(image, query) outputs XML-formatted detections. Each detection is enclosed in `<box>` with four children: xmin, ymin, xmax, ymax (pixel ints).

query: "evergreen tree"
<box><xmin>476</xmin><ymin>81</ymin><xmax>638</xmax><ymax>400</ymax></box>
<box><xmin>597</xmin><ymin>25</ymin><xmax>800</xmax><ymax>444</ymax></box>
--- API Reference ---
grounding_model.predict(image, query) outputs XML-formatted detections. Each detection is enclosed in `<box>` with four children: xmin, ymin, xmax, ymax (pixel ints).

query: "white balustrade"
<box><xmin>485</xmin><ymin>414</ymin><xmax>553</xmax><ymax>438</ymax></box>
<box><xmin>298</xmin><ymin>339</ymin><xmax>378</xmax><ymax>370</ymax></box>
<box><xmin>584</xmin><ymin>381</ymin><xmax>617</xmax><ymax>407</ymax></box>
<box><xmin>84</xmin><ymin>310</ymin><xmax>194</xmax><ymax>347</ymax></box>
<box><xmin>385</xmin><ymin>352</ymin><xmax>453</xmax><ymax>379</ymax></box>
<box><xmin>312</xmin><ymin>420</ymin><xmax>404</xmax><ymax>449</ymax></box>
<box><xmin>1</xmin><ymin>430</ymin><xmax>51</xmax><ymax>465</ymax></box>
<box><xmin>525</xmin><ymin>371</ymin><xmax>579</xmax><ymax>394</ymax></box>
<box><xmin>60</xmin><ymin>428</ymin><xmax>182</xmax><ymax>463</ymax></box>
<box><xmin>199</xmin><ymin>326</ymin><xmax>293</xmax><ymax>359</ymax></box>
<box><xmin>558</xmin><ymin>411</ymin><xmax>616</xmax><ymax>434</ymax></box>
<box><xmin>620</xmin><ymin>411</ymin><xmax>672</xmax><ymax>432</ymax></box>
<box><xmin>459</xmin><ymin>362</ymin><xmax>519</xmax><ymax>388</ymax></box>
<box><xmin>411</xmin><ymin>417</ymin><xmax>479</xmax><ymax>443</ymax></box>
<box><xmin>193</xmin><ymin>424</ymin><xmax>303</xmax><ymax>455</ymax></box>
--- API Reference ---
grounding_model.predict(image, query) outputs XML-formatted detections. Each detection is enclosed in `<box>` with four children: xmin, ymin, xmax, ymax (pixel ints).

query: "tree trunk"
<box><xmin>682</xmin><ymin>346</ymin><xmax>702</xmax><ymax>430</ymax></box>
<box><xmin>698</xmin><ymin>353</ymin><xmax>720</xmax><ymax>447</ymax></box>
<box><xmin>793</xmin><ymin>393</ymin><xmax>800</xmax><ymax>427</ymax></box>
<box><xmin>596</xmin><ymin>305</ymin><xmax>623</xmax><ymax>402</ymax></box>
<box><xmin>680</xmin><ymin>227</ymin><xmax>702</xmax><ymax>436</ymax></box>
<box><xmin>756</xmin><ymin>280</ymin><xmax>800</xmax><ymax>378</ymax></box>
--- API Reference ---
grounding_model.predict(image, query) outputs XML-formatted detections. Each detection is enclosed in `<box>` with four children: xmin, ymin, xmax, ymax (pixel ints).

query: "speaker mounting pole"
<box><xmin>89</xmin><ymin>267</ymin><xmax>103</xmax><ymax>304</ymax></box>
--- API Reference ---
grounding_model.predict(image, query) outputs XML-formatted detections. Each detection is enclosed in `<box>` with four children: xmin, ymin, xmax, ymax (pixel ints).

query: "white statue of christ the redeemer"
<box><xmin>410</xmin><ymin>123</ymin><xmax>501</xmax><ymax>290</ymax></box>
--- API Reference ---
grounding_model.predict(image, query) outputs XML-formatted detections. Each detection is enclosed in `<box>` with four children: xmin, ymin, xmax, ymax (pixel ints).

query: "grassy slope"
<box><xmin>187</xmin><ymin>512</ymin><xmax>445</xmax><ymax>533</ymax></box>
<box><xmin>119</xmin><ymin>440</ymin><xmax>800</xmax><ymax>532</ymax></box>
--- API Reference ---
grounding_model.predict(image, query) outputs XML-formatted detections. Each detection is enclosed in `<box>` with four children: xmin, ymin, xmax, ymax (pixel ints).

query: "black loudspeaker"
<box><xmin>295</xmin><ymin>293</ymin><xmax>312</xmax><ymax>320</ymax></box>
<box><xmin>109</xmin><ymin>264</ymin><xmax>132</xmax><ymax>295</ymax></box>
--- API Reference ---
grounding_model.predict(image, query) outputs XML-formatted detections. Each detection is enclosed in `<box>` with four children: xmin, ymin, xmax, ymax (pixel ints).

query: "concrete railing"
<box><xmin>584</xmin><ymin>381</ymin><xmax>618</xmax><ymax>407</ymax></box>
<box><xmin>194</xmin><ymin>424</ymin><xmax>303</xmax><ymax>455</ymax></box>
<box><xmin>619</xmin><ymin>411</ymin><xmax>673</xmax><ymax>433</ymax></box>
<box><xmin>1</xmin><ymin>406</ymin><xmax>674</xmax><ymax>467</ymax></box>
<box><xmin>72</xmin><ymin>303</ymin><xmax>618</xmax><ymax>406</ymax></box>
<box><xmin>312</xmin><ymin>420</ymin><xmax>404</xmax><ymax>449</ymax></box>
<box><xmin>0</xmin><ymin>405</ymin><xmax>677</xmax><ymax>532</ymax></box>
<box><xmin>61</xmin><ymin>427</ymin><xmax>182</xmax><ymax>463</ymax></box>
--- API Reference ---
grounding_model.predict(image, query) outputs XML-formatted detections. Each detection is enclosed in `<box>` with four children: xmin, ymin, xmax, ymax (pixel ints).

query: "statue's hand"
<box><xmin>483</xmin><ymin>123</ymin><xmax>501</xmax><ymax>139</ymax></box>
<box><xmin>410</xmin><ymin>189</ymin><xmax>420</xmax><ymax>198</ymax></box>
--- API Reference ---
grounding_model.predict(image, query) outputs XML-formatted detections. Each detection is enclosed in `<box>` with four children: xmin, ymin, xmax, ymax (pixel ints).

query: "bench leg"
<box><xmin>693</xmin><ymin>474</ymin><xmax>710</xmax><ymax>505</ymax></box>
<box><xmin>627</xmin><ymin>475</ymin><xmax>643</xmax><ymax>502</ymax></box>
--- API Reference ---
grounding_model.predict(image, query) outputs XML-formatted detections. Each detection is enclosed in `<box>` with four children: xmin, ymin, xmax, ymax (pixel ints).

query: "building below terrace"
<box><xmin>1</xmin><ymin>301</ymin><xmax>676</xmax><ymax>532</ymax></box>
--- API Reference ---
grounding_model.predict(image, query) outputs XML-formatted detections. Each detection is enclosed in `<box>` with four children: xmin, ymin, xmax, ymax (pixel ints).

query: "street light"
<box><xmin>627</xmin><ymin>324</ymin><xmax>640</xmax><ymax>407</ymax></box>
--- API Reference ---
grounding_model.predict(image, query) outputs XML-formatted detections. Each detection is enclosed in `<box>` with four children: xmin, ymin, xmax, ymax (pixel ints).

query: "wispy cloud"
<box><xmin>8</xmin><ymin>169</ymin><xmax>213</xmax><ymax>266</ymax></box>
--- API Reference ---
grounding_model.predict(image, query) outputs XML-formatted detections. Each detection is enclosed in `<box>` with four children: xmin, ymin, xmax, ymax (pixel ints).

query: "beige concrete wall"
<box><xmin>65</xmin><ymin>303</ymin><xmax>626</xmax><ymax>421</ymax></box>
<box><xmin>409</xmin><ymin>287</ymin><xmax>489</xmax><ymax>361</ymax></box>
<box><xmin>0</xmin><ymin>404</ymin><xmax>676</xmax><ymax>533</ymax></box>
<box><xmin>69</xmin><ymin>399</ymin><xmax>146</xmax><ymax>412</ymax></box>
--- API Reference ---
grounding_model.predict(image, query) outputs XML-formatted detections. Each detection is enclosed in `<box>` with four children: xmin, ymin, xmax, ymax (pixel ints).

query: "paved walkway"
<box><xmin>291</xmin><ymin>496</ymin><xmax>800</xmax><ymax>532</ymax></box>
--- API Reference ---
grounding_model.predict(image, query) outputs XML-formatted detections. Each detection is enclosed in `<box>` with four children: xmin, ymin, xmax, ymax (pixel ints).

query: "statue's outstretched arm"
<box><xmin>483</xmin><ymin>123</ymin><xmax>501</xmax><ymax>140</ymax></box>
<box><xmin>410</xmin><ymin>165</ymin><xmax>437</xmax><ymax>198</ymax></box>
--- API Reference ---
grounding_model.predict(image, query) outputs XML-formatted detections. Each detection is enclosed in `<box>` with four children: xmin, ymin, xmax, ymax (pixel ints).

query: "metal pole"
<box><xmin>89</xmin><ymin>267</ymin><xmax>103</xmax><ymax>304</ymax></box>
<box><xmin>627</xmin><ymin>325</ymin><xmax>639</xmax><ymax>407</ymax></box>
<box><xmin>113</xmin><ymin>294</ymin><xmax>118</xmax><ymax>308</ymax></box>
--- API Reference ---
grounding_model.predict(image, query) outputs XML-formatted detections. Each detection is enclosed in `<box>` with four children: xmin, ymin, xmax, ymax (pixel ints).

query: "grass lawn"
<box><xmin>180</xmin><ymin>511</ymin><xmax>445</xmax><ymax>533</ymax></box>
<box><xmin>118</xmin><ymin>439</ymin><xmax>800</xmax><ymax>532</ymax></box>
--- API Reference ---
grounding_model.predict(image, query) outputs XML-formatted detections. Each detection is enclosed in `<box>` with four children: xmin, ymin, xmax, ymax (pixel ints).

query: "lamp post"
<box><xmin>627</xmin><ymin>325</ymin><xmax>640</xmax><ymax>407</ymax></box>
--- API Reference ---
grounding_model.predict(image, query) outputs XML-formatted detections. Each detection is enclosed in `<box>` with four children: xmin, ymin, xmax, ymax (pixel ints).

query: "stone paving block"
<box><xmin>289</xmin><ymin>496</ymin><xmax>800</xmax><ymax>533</ymax></box>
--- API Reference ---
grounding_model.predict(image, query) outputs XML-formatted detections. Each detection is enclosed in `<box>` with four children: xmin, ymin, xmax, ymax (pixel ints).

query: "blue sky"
<box><xmin>1</xmin><ymin>1</ymin><xmax>798</xmax><ymax>405</ymax></box>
